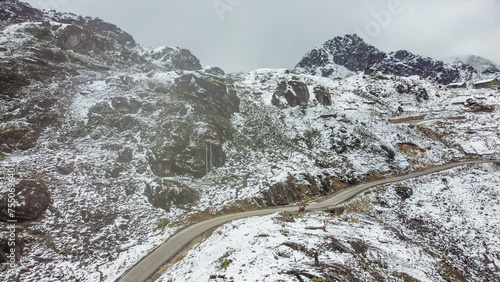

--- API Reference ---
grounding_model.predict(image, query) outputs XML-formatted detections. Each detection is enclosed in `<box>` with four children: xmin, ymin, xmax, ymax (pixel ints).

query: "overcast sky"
<box><xmin>24</xmin><ymin>0</ymin><xmax>500</xmax><ymax>73</ymax></box>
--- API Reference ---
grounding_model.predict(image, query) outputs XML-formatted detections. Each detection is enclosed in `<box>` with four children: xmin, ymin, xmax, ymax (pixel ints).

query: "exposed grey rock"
<box><xmin>262</xmin><ymin>174</ymin><xmax>341</xmax><ymax>206</ymax></box>
<box><xmin>144</xmin><ymin>179</ymin><xmax>200</xmax><ymax>212</ymax></box>
<box><xmin>146</xmin><ymin>46</ymin><xmax>202</xmax><ymax>71</ymax></box>
<box><xmin>272</xmin><ymin>80</ymin><xmax>310</xmax><ymax>108</ymax></box>
<box><xmin>116</xmin><ymin>147</ymin><xmax>133</xmax><ymax>163</ymax></box>
<box><xmin>313</xmin><ymin>85</ymin><xmax>332</xmax><ymax>106</ymax></box>
<box><xmin>145</xmin><ymin>72</ymin><xmax>239</xmax><ymax>178</ymax></box>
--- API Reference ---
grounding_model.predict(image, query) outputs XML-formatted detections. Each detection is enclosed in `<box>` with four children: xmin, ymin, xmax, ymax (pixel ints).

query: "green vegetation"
<box><xmin>218</xmin><ymin>253</ymin><xmax>232</xmax><ymax>269</ymax></box>
<box><xmin>156</xmin><ymin>218</ymin><xmax>170</xmax><ymax>230</ymax></box>
<box><xmin>344</xmin><ymin>195</ymin><xmax>372</xmax><ymax>215</ymax></box>
<box><xmin>220</xmin><ymin>258</ymin><xmax>230</xmax><ymax>269</ymax></box>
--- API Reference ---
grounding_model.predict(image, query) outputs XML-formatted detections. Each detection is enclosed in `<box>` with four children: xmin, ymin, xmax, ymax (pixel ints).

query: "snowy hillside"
<box><xmin>160</xmin><ymin>162</ymin><xmax>500</xmax><ymax>281</ymax></box>
<box><xmin>0</xmin><ymin>1</ymin><xmax>499</xmax><ymax>281</ymax></box>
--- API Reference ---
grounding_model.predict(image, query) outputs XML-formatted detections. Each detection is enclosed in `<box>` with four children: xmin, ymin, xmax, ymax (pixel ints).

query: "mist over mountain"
<box><xmin>450</xmin><ymin>54</ymin><xmax>500</xmax><ymax>75</ymax></box>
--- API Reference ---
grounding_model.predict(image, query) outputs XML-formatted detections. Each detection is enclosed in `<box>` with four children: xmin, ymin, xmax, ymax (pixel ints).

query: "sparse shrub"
<box><xmin>156</xmin><ymin>218</ymin><xmax>170</xmax><ymax>230</ymax></box>
<box><xmin>304</xmin><ymin>129</ymin><xmax>321</xmax><ymax>150</ymax></box>
<box><xmin>217</xmin><ymin>252</ymin><xmax>232</xmax><ymax>269</ymax></box>
<box><xmin>344</xmin><ymin>195</ymin><xmax>372</xmax><ymax>215</ymax></box>
<box><xmin>395</xmin><ymin>186</ymin><xmax>413</xmax><ymax>200</ymax></box>
<box><xmin>220</xmin><ymin>258</ymin><xmax>230</xmax><ymax>269</ymax></box>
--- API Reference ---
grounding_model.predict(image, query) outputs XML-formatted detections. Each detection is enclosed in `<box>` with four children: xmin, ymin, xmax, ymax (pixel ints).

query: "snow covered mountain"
<box><xmin>293</xmin><ymin>34</ymin><xmax>478</xmax><ymax>85</ymax></box>
<box><xmin>1</xmin><ymin>1</ymin><xmax>499</xmax><ymax>281</ymax></box>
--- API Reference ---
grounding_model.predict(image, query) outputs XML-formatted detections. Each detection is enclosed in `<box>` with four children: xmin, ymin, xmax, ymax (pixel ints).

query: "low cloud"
<box><xmin>23</xmin><ymin>0</ymin><xmax>500</xmax><ymax>72</ymax></box>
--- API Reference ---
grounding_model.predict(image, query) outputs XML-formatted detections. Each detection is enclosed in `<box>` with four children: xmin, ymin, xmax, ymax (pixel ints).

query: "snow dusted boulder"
<box><xmin>146</xmin><ymin>46</ymin><xmax>202</xmax><ymax>71</ymax></box>
<box><xmin>272</xmin><ymin>80</ymin><xmax>310</xmax><ymax>108</ymax></box>
<box><xmin>0</xmin><ymin>180</ymin><xmax>51</xmax><ymax>222</ymax></box>
<box><xmin>144</xmin><ymin>179</ymin><xmax>200</xmax><ymax>212</ymax></box>
<box><xmin>313</xmin><ymin>85</ymin><xmax>332</xmax><ymax>106</ymax></box>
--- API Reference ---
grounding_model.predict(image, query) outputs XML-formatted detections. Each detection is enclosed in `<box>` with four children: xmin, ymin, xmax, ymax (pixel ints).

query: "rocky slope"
<box><xmin>0</xmin><ymin>1</ymin><xmax>499</xmax><ymax>281</ymax></box>
<box><xmin>293</xmin><ymin>34</ymin><xmax>479</xmax><ymax>85</ymax></box>
<box><xmin>161</xmin><ymin>162</ymin><xmax>500</xmax><ymax>282</ymax></box>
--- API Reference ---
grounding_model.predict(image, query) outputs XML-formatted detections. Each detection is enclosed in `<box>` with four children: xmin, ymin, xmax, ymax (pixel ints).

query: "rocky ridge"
<box><xmin>293</xmin><ymin>34</ymin><xmax>482</xmax><ymax>85</ymax></box>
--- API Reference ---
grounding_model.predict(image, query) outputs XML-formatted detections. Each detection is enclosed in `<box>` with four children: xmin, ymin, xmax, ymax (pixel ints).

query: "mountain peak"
<box><xmin>293</xmin><ymin>34</ymin><xmax>385</xmax><ymax>79</ymax></box>
<box><xmin>293</xmin><ymin>34</ymin><xmax>478</xmax><ymax>84</ymax></box>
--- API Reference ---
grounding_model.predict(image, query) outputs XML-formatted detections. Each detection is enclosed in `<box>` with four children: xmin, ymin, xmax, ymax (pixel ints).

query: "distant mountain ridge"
<box><xmin>450</xmin><ymin>55</ymin><xmax>500</xmax><ymax>75</ymax></box>
<box><xmin>293</xmin><ymin>34</ymin><xmax>488</xmax><ymax>85</ymax></box>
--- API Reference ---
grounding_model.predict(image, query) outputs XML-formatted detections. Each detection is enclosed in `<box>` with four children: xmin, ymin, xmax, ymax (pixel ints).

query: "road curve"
<box><xmin>117</xmin><ymin>159</ymin><xmax>496</xmax><ymax>282</ymax></box>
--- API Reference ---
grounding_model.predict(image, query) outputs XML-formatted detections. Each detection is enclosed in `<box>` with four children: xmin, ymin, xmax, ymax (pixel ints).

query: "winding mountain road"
<box><xmin>117</xmin><ymin>159</ymin><xmax>496</xmax><ymax>282</ymax></box>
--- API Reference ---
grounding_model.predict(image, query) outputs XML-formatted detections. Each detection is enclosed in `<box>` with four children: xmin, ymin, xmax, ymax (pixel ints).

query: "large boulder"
<box><xmin>314</xmin><ymin>85</ymin><xmax>332</xmax><ymax>106</ymax></box>
<box><xmin>147</xmin><ymin>46</ymin><xmax>202</xmax><ymax>71</ymax></box>
<box><xmin>144</xmin><ymin>180</ymin><xmax>200</xmax><ymax>212</ymax></box>
<box><xmin>272</xmin><ymin>80</ymin><xmax>310</xmax><ymax>108</ymax></box>
<box><xmin>0</xmin><ymin>180</ymin><xmax>51</xmax><ymax>222</ymax></box>
<box><xmin>57</xmin><ymin>24</ymin><xmax>112</xmax><ymax>52</ymax></box>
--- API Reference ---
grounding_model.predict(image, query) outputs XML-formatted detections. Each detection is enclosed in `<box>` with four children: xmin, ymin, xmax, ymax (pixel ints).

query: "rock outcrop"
<box><xmin>147</xmin><ymin>72</ymin><xmax>239</xmax><ymax>178</ymax></box>
<box><xmin>145</xmin><ymin>46</ymin><xmax>202</xmax><ymax>71</ymax></box>
<box><xmin>261</xmin><ymin>174</ymin><xmax>348</xmax><ymax>206</ymax></box>
<box><xmin>0</xmin><ymin>180</ymin><xmax>51</xmax><ymax>222</ymax></box>
<box><xmin>144</xmin><ymin>180</ymin><xmax>200</xmax><ymax>212</ymax></box>
<box><xmin>272</xmin><ymin>80</ymin><xmax>310</xmax><ymax>108</ymax></box>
